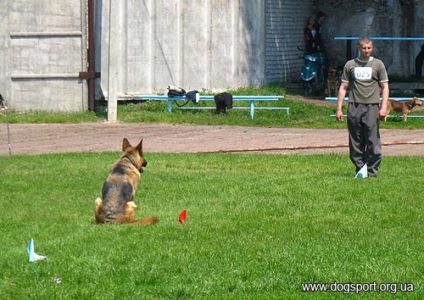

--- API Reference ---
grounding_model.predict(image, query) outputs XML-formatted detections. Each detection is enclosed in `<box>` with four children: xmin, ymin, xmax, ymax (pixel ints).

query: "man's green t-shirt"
<box><xmin>341</xmin><ymin>57</ymin><xmax>389</xmax><ymax>104</ymax></box>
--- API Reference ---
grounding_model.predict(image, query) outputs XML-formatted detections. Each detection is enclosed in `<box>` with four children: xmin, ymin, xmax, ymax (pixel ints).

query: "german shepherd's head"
<box><xmin>122</xmin><ymin>138</ymin><xmax>147</xmax><ymax>173</ymax></box>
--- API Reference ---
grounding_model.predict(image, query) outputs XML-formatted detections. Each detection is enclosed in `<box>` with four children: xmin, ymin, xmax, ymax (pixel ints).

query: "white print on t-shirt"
<box><xmin>354</xmin><ymin>67</ymin><xmax>372</xmax><ymax>80</ymax></box>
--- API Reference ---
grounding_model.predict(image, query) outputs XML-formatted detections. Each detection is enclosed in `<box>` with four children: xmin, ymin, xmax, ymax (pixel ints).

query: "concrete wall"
<box><xmin>100</xmin><ymin>0</ymin><xmax>262</xmax><ymax>97</ymax></box>
<box><xmin>98</xmin><ymin>0</ymin><xmax>315</xmax><ymax>97</ymax></box>
<box><xmin>0</xmin><ymin>0</ymin><xmax>317</xmax><ymax>111</ymax></box>
<box><xmin>6</xmin><ymin>1</ymin><xmax>423</xmax><ymax>112</ymax></box>
<box><xmin>0</xmin><ymin>0</ymin><xmax>87</xmax><ymax>112</ymax></box>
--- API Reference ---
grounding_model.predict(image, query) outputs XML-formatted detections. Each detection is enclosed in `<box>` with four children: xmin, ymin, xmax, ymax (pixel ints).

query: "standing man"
<box><xmin>336</xmin><ymin>37</ymin><xmax>389</xmax><ymax>177</ymax></box>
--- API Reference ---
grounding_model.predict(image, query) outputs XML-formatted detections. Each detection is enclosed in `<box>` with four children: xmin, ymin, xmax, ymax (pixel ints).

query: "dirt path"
<box><xmin>1</xmin><ymin>122</ymin><xmax>424</xmax><ymax>156</ymax></box>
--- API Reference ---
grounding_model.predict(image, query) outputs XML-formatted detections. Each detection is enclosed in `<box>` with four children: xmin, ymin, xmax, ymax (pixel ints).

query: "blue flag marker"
<box><xmin>28</xmin><ymin>239</ymin><xmax>47</xmax><ymax>262</ymax></box>
<box><xmin>355</xmin><ymin>164</ymin><xmax>368</xmax><ymax>179</ymax></box>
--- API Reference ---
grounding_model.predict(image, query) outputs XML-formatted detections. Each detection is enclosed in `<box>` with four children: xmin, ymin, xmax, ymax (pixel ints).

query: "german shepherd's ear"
<box><xmin>136</xmin><ymin>139</ymin><xmax>143</xmax><ymax>154</ymax></box>
<box><xmin>122</xmin><ymin>138</ymin><xmax>131</xmax><ymax>151</ymax></box>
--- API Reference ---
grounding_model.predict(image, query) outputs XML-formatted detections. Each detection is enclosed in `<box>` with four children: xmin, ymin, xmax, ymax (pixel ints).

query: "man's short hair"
<box><xmin>358</xmin><ymin>36</ymin><xmax>372</xmax><ymax>46</ymax></box>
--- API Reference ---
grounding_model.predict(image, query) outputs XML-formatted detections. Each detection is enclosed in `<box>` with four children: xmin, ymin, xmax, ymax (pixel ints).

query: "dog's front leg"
<box><xmin>124</xmin><ymin>201</ymin><xmax>137</xmax><ymax>223</ymax></box>
<box><xmin>403</xmin><ymin>109</ymin><xmax>409</xmax><ymax>122</ymax></box>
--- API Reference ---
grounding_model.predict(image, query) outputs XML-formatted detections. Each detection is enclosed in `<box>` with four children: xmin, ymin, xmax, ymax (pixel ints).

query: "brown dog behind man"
<box><xmin>385</xmin><ymin>97</ymin><xmax>423</xmax><ymax>122</ymax></box>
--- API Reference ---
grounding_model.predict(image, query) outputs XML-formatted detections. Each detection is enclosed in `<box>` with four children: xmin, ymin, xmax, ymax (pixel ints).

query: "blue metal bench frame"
<box><xmin>334</xmin><ymin>36</ymin><xmax>424</xmax><ymax>61</ymax></box>
<box><xmin>325</xmin><ymin>97</ymin><xmax>424</xmax><ymax>102</ymax></box>
<box><xmin>132</xmin><ymin>95</ymin><xmax>288</xmax><ymax>120</ymax></box>
<box><xmin>325</xmin><ymin>97</ymin><xmax>424</xmax><ymax>119</ymax></box>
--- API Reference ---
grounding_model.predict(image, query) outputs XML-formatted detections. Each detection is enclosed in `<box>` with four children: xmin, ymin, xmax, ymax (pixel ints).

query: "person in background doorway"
<box><xmin>304</xmin><ymin>16</ymin><xmax>319</xmax><ymax>54</ymax></box>
<box><xmin>315</xmin><ymin>11</ymin><xmax>328</xmax><ymax>79</ymax></box>
<box><xmin>315</xmin><ymin>11</ymin><xmax>327</xmax><ymax>52</ymax></box>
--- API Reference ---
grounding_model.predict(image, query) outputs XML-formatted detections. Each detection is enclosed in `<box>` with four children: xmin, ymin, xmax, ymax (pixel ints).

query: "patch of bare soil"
<box><xmin>1</xmin><ymin>123</ymin><xmax>424</xmax><ymax>156</ymax></box>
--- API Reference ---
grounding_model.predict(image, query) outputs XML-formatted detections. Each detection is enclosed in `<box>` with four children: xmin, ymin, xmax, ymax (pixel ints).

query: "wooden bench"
<box><xmin>325</xmin><ymin>97</ymin><xmax>424</xmax><ymax>119</ymax></box>
<box><xmin>127</xmin><ymin>95</ymin><xmax>288</xmax><ymax>120</ymax></box>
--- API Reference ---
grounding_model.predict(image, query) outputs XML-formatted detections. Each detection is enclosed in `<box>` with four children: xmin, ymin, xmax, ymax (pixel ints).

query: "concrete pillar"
<box><xmin>107</xmin><ymin>0</ymin><xmax>124</xmax><ymax>122</ymax></box>
<box><xmin>0</xmin><ymin>1</ymin><xmax>10</xmax><ymax>102</ymax></box>
<box><xmin>239</xmin><ymin>0</ymin><xmax>265</xmax><ymax>87</ymax></box>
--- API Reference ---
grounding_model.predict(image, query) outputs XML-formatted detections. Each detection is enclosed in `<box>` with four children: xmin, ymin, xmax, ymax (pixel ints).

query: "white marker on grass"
<box><xmin>28</xmin><ymin>239</ymin><xmax>47</xmax><ymax>262</ymax></box>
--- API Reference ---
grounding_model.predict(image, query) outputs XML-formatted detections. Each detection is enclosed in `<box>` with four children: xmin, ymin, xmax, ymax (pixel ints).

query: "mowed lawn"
<box><xmin>1</xmin><ymin>152</ymin><xmax>424</xmax><ymax>299</ymax></box>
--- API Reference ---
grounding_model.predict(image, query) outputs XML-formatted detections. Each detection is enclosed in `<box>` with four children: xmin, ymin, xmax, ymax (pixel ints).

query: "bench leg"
<box><xmin>250</xmin><ymin>100</ymin><xmax>254</xmax><ymax>120</ymax></box>
<box><xmin>167</xmin><ymin>100</ymin><xmax>173</xmax><ymax>112</ymax></box>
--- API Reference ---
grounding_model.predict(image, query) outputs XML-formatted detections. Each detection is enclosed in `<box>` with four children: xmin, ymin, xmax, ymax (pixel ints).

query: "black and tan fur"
<box><xmin>95</xmin><ymin>138</ymin><xmax>159</xmax><ymax>225</ymax></box>
<box><xmin>385</xmin><ymin>97</ymin><xmax>423</xmax><ymax>122</ymax></box>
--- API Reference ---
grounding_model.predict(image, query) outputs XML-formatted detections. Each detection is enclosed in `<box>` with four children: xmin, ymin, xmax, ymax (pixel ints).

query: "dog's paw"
<box><xmin>126</xmin><ymin>201</ymin><xmax>137</xmax><ymax>209</ymax></box>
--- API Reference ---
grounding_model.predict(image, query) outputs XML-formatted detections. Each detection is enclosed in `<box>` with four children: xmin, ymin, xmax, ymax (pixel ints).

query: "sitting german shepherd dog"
<box><xmin>95</xmin><ymin>138</ymin><xmax>159</xmax><ymax>225</ymax></box>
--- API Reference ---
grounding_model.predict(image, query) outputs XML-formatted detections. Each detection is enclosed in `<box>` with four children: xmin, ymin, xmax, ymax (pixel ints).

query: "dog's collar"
<box><xmin>355</xmin><ymin>56</ymin><xmax>374</xmax><ymax>63</ymax></box>
<box><xmin>124</xmin><ymin>154</ymin><xmax>142</xmax><ymax>172</ymax></box>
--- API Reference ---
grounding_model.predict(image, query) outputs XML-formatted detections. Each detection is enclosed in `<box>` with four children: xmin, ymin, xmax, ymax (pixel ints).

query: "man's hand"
<box><xmin>336</xmin><ymin>109</ymin><xmax>344</xmax><ymax>121</ymax></box>
<box><xmin>379</xmin><ymin>106</ymin><xmax>387</xmax><ymax>118</ymax></box>
<box><xmin>379</xmin><ymin>82</ymin><xmax>389</xmax><ymax>119</ymax></box>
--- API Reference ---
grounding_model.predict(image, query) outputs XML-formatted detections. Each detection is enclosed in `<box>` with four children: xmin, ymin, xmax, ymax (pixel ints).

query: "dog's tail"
<box><xmin>125</xmin><ymin>201</ymin><xmax>159</xmax><ymax>225</ymax></box>
<box><xmin>131</xmin><ymin>217</ymin><xmax>160</xmax><ymax>225</ymax></box>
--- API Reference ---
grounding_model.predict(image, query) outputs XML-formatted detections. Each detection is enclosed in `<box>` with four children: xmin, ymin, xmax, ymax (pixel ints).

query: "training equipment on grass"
<box><xmin>355</xmin><ymin>164</ymin><xmax>368</xmax><ymax>179</ymax></box>
<box><xmin>28</xmin><ymin>239</ymin><xmax>47</xmax><ymax>262</ymax></box>
<box><xmin>179</xmin><ymin>210</ymin><xmax>187</xmax><ymax>223</ymax></box>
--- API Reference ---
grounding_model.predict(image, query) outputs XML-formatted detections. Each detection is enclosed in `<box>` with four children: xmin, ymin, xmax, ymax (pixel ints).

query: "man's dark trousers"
<box><xmin>347</xmin><ymin>102</ymin><xmax>382</xmax><ymax>176</ymax></box>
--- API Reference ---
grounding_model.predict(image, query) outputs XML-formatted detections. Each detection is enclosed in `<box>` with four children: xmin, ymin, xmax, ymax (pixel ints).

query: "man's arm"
<box><xmin>336</xmin><ymin>82</ymin><xmax>348</xmax><ymax>121</ymax></box>
<box><xmin>379</xmin><ymin>82</ymin><xmax>389</xmax><ymax>118</ymax></box>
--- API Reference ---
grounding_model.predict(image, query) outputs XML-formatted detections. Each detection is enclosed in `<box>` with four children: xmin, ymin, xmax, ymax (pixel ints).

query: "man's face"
<box><xmin>359</xmin><ymin>42</ymin><xmax>373</xmax><ymax>59</ymax></box>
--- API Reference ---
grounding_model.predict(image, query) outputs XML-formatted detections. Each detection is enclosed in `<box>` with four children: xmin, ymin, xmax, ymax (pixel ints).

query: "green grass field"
<box><xmin>1</xmin><ymin>152</ymin><xmax>424</xmax><ymax>299</ymax></box>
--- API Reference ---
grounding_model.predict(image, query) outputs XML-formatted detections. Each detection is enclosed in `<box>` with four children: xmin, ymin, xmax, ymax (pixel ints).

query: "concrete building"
<box><xmin>1</xmin><ymin>0</ymin><xmax>423</xmax><ymax>113</ymax></box>
<box><xmin>0</xmin><ymin>0</ymin><xmax>316</xmax><ymax>113</ymax></box>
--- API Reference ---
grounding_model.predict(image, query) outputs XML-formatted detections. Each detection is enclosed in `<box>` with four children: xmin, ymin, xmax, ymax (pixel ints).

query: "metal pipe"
<box><xmin>87</xmin><ymin>0</ymin><xmax>95</xmax><ymax>111</ymax></box>
<box><xmin>335</xmin><ymin>36</ymin><xmax>424</xmax><ymax>41</ymax></box>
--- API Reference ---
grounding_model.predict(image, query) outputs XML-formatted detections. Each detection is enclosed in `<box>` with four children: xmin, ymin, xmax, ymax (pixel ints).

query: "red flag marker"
<box><xmin>179</xmin><ymin>209</ymin><xmax>187</xmax><ymax>223</ymax></box>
